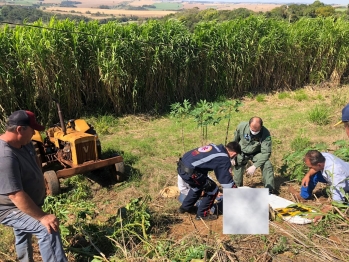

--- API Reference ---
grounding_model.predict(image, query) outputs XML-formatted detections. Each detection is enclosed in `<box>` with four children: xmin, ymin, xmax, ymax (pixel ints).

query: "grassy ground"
<box><xmin>149</xmin><ymin>3</ymin><xmax>183</xmax><ymax>11</ymax></box>
<box><xmin>1</xmin><ymin>84</ymin><xmax>349</xmax><ymax>261</ymax></box>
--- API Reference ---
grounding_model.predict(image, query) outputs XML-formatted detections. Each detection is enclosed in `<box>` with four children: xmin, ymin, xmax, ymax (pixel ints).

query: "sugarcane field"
<box><xmin>0</xmin><ymin>0</ymin><xmax>349</xmax><ymax>261</ymax></box>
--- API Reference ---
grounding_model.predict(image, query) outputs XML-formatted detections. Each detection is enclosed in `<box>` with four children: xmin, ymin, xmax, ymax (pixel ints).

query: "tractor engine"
<box><xmin>44</xmin><ymin>126</ymin><xmax>98</xmax><ymax>167</ymax></box>
<box><xmin>61</xmin><ymin>142</ymin><xmax>72</xmax><ymax>162</ymax></box>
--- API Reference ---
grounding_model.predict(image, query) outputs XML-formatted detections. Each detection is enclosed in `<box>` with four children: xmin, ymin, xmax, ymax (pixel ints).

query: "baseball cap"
<box><xmin>8</xmin><ymin>110</ymin><xmax>45</xmax><ymax>131</ymax></box>
<box><xmin>334</xmin><ymin>103</ymin><xmax>349</xmax><ymax>127</ymax></box>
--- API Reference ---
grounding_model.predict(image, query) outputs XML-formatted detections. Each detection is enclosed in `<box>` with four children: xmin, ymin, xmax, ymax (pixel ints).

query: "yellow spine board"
<box><xmin>275</xmin><ymin>204</ymin><xmax>313</xmax><ymax>217</ymax></box>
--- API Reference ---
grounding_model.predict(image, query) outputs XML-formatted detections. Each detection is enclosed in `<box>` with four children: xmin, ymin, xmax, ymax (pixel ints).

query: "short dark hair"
<box><xmin>226</xmin><ymin>141</ymin><xmax>241</xmax><ymax>154</ymax></box>
<box><xmin>249</xmin><ymin>116</ymin><xmax>263</xmax><ymax>127</ymax></box>
<box><xmin>304</xmin><ymin>150</ymin><xmax>325</xmax><ymax>165</ymax></box>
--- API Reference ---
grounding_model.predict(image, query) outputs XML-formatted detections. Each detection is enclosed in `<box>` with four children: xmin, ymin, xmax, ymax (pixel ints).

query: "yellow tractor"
<box><xmin>32</xmin><ymin>101</ymin><xmax>124</xmax><ymax>195</ymax></box>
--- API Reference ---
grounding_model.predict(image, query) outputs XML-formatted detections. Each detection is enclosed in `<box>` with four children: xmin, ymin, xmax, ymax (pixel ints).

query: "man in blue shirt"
<box><xmin>177</xmin><ymin>141</ymin><xmax>241</xmax><ymax>220</ymax></box>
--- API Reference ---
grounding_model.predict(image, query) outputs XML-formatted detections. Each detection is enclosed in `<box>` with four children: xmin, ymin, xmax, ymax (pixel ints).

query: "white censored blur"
<box><xmin>223</xmin><ymin>188</ymin><xmax>269</xmax><ymax>234</ymax></box>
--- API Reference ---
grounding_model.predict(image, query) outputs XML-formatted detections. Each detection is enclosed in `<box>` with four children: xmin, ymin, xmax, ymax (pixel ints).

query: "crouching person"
<box><xmin>177</xmin><ymin>142</ymin><xmax>241</xmax><ymax>220</ymax></box>
<box><xmin>299</xmin><ymin>150</ymin><xmax>349</xmax><ymax>203</ymax></box>
<box><xmin>178</xmin><ymin>175</ymin><xmax>223</xmax><ymax>215</ymax></box>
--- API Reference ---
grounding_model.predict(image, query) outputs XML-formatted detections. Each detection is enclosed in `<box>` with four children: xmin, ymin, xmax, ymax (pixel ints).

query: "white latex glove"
<box><xmin>246</xmin><ymin>165</ymin><xmax>257</xmax><ymax>175</ymax></box>
<box><xmin>231</xmin><ymin>158</ymin><xmax>236</xmax><ymax>166</ymax></box>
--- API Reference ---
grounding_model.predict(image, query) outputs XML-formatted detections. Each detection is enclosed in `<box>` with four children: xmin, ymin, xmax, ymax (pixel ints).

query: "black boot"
<box><xmin>195</xmin><ymin>214</ymin><xmax>218</xmax><ymax>221</ymax></box>
<box><xmin>178</xmin><ymin>206</ymin><xmax>197</xmax><ymax>214</ymax></box>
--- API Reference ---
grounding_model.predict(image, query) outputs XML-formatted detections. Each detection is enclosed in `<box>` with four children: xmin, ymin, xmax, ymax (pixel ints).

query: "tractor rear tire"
<box><xmin>111</xmin><ymin>161</ymin><xmax>125</xmax><ymax>182</ymax></box>
<box><xmin>44</xmin><ymin>170</ymin><xmax>60</xmax><ymax>196</ymax></box>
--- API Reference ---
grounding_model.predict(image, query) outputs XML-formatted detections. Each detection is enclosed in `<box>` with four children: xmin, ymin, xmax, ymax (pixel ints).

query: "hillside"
<box><xmin>1</xmin><ymin>85</ymin><xmax>349</xmax><ymax>261</ymax></box>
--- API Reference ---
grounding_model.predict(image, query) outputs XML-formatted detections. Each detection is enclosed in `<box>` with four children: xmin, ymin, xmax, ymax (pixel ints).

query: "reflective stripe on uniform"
<box><xmin>191</xmin><ymin>153</ymin><xmax>229</xmax><ymax>167</ymax></box>
<box><xmin>221</xmin><ymin>182</ymin><xmax>234</xmax><ymax>188</ymax></box>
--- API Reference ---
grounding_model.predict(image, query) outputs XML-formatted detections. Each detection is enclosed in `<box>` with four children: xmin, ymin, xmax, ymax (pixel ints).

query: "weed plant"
<box><xmin>88</xmin><ymin>115</ymin><xmax>119</xmax><ymax>135</ymax></box>
<box><xmin>331</xmin><ymin>90</ymin><xmax>349</xmax><ymax>107</ymax></box>
<box><xmin>293</xmin><ymin>90</ymin><xmax>308</xmax><ymax>101</ymax></box>
<box><xmin>315</xmin><ymin>94</ymin><xmax>324</xmax><ymax>101</ymax></box>
<box><xmin>271</xmin><ymin>236</ymin><xmax>288</xmax><ymax>254</ymax></box>
<box><xmin>256</xmin><ymin>94</ymin><xmax>266</xmax><ymax>102</ymax></box>
<box><xmin>307</xmin><ymin>105</ymin><xmax>330</xmax><ymax>125</ymax></box>
<box><xmin>333</xmin><ymin>140</ymin><xmax>349</xmax><ymax>161</ymax></box>
<box><xmin>278</xmin><ymin>92</ymin><xmax>290</xmax><ymax>99</ymax></box>
<box><xmin>290</xmin><ymin>136</ymin><xmax>311</xmax><ymax>151</ymax></box>
<box><xmin>280</xmin><ymin>141</ymin><xmax>328</xmax><ymax>182</ymax></box>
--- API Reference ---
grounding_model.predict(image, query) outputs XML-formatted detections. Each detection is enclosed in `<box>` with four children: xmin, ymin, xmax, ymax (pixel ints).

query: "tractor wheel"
<box><xmin>111</xmin><ymin>161</ymin><xmax>125</xmax><ymax>182</ymax></box>
<box><xmin>44</xmin><ymin>170</ymin><xmax>60</xmax><ymax>196</ymax></box>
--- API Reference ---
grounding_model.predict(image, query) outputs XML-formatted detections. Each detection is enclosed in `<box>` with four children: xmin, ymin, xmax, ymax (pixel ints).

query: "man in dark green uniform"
<box><xmin>232</xmin><ymin>116</ymin><xmax>275</xmax><ymax>193</ymax></box>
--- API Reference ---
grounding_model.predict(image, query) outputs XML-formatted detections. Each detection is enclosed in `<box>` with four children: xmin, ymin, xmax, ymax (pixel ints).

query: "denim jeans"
<box><xmin>300</xmin><ymin>171</ymin><xmax>328</xmax><ymax>199</ymax></box>
<box><xmin>1</xmin><ymin>209</ymin><xmax>68</xmax><ymax>262</ymax></box>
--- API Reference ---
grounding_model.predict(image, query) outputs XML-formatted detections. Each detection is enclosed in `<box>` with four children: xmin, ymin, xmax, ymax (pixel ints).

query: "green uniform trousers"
<box><xmin>233</xmin><ymin>153</ymin><xmax>275</xmax><ymax>190</ymax></box>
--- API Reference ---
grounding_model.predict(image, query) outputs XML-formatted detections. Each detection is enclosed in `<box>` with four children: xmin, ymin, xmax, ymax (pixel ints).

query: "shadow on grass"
<box><xmin>84</xmin><ymin>149</ymin><xmax>141</xmax><ymax>187</ymax></box>
<box><xmin>150</xmin><ymin>212</ymin><xmax>184</xmax><ymax>235</ymax></box>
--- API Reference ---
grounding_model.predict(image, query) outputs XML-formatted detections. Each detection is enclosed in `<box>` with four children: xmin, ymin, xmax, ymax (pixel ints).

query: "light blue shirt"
<box><xmin>322</xmin><ymin>153</ymin><xmax>349</xmax><ymax>202</ymax></box>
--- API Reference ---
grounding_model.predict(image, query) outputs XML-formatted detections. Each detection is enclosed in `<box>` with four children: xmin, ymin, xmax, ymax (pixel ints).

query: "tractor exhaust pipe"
<box><xmin>53</xmin><ymin>99</ymin><xmax>67</xmax><ymax>136</ymax></box>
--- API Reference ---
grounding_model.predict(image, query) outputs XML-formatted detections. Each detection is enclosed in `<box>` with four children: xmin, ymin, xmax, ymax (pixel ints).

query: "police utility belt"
<box><xmin>241</xmin><ymin>152</ymin><xmax>258</xmax><ymax>160</ymax></box>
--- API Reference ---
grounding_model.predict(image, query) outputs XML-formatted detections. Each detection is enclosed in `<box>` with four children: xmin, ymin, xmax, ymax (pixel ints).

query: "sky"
<box><xmin>192</xmin><ymin>0</ymin><xmax>348</xmax><ymax>5</ymax></box>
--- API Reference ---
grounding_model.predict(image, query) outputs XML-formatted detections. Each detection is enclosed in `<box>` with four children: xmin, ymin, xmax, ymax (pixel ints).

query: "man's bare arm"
<box><xmin>301</xmin><ymin>168</ymin><xmax>318</xmax><ymax>187</ymax></box>
<box><xmin>8</xmin><ymin>190</ymin><xmax>60</xmax><ymax>234</ymax></box>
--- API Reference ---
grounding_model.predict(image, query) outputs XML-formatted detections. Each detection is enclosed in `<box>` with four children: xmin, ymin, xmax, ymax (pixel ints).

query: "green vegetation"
<box><xmin>256</xmin><ymin>94</ymin><xmax>266</xmax><ymax>102</ymax></box>
<box><xmin>2</xmin><ymin>15</ymin><xmax>349</xmax><ymax>125</ymax></box>
<box><xmin>163</xmin><ymin>1</ymin><xmax>349</xmax><ymax>30</ymax></box>
<box><xmin>1</xmin><ymin>87</ymin><xmax>349</xmax><ymax>261</ymax></box>
<box><xmin>307</xmin><ymin>105</ymin><xmax>331</xmax><ymax>125</ymax></box>
<box><xmin>290</xmin><ymin>136</ymin><xmax>312</xmax><ymax>151</ymax></box>
<box><xmin>293</xmin><ymin>90</ymin><xmax>309</xmax><ymax>102</ymax></box>
<box><xmin>278</xmin><ymin>92</ymin><xmax>291</xmax><ymax>99</ymax></box>
<box><xmin>281</xmin><ymin>138</ymin><xmax>349</xmax><ymax>182</ymax></box>
<box><xmin>0</xmin><ymin>5</ymin><xmax>90</xmax><ymax>23</ymax></box>
<box><xmin>150</xmin><ymin>2</ymin><xmax>183</xmax><ymax>11</ymax></box>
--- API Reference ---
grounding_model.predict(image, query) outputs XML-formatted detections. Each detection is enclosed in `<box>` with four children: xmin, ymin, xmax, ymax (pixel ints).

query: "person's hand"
<box><xmin>231</xmin><ymin>159</ymin><xmax>236</xmax><ymax>166</ymax></box>
<box><xmin>246</xmin><ymin>165</ymin><xmax>257</xmax><ymax>175</ymax></box>
<box><xmin>301</xmin><ymin>175</ymin><xmax>310</xmax><ymax>187</ymax></box>
<box><xmin>39</xmin><ymin>214</ymin><xmax>60</xmax><ymax>234</ymax></box>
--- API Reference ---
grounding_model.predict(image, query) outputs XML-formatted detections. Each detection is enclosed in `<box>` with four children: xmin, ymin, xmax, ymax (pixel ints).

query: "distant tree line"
<box><xmin>142</xmin><ymin>5</ymin><xmax>156</xmax><ymax>9</ymax></box>
<box><xmin>0</xmin><ymin>5</ymin><xmax>90</xmax><ymax>23</ymax></box>
<box><xmin>127</xmin><ymin>6</ymin><xmax>147</xmax><ymax>10</ymax></box>
<box><xmin>60</xmin><ymin>1</ymin><xmax>81</xmax><ymax>7</ymax></box>
<box><xmin>265</xmin><ymin>0</ymin><xmax>339</xmax><ymax>22</ymax></box>
<box><xmin>162</xmin><ymin>0</ymin><xmax>349</xmax><ymax>30</ymax></box>
<box><xmin>99</xmin><ymin>5</ymin><xmax>110</xmax><ymax>9</ymax></box>
<box><xmin>0</xmin><ymin>5</ymin><xmax>133</xmax><ymax>24</ymax></box>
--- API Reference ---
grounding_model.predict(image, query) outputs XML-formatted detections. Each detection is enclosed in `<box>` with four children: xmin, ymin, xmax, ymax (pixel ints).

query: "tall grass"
<box><xmin>308</xmin><ymin>105</ymin><xmax>331</xmax><ymax>125</ymax></box>
<box><xmin>1</xmin><ymin>16</ymin><xmax>349</xmax><ymax>123</ymax></box>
